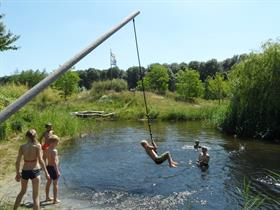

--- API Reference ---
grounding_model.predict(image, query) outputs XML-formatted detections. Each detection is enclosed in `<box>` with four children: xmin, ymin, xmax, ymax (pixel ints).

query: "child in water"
<box><xmin>194</xmin><ymin>140</ymin><xmax>201</xmax><ymax>149</ymax></box>
<box><xmin>140</xmin><ymin>139</ymin><xmax>178</xmax><ymax>168</ymax></box>
<box><xmin>197</xmin><ymin>146</ymin><xmax>210</xmax><ymax>167</ymax></box>
<box><xmin>45</xmin><ymin>135</ymin><xmax>61</xmax><ymax>204</ymax></box>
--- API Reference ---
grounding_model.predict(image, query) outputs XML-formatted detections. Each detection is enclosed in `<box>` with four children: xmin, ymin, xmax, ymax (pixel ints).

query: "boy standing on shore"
<box><xmin>45</xmin><ymin>135</ymin><xmax>61</xmax><ymax>204</ymax></box>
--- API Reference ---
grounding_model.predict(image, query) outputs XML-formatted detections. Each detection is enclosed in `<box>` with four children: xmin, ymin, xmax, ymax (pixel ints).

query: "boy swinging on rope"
<box><xmin>140</xmin><ymin>139</ymin><xmax>178</xmax><ymax>168</ymax></box>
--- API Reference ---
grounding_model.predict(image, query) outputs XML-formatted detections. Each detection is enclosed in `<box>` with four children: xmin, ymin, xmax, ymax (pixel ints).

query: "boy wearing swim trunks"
<box><xmin>140</xmin><ymin>139</ymin><xmax>178</xmax><ymax>168</ymax></box>
<box><xmin>45</xmin><ymin>135</ymin><xmax>61</xmax><ymax>204</ymax></box>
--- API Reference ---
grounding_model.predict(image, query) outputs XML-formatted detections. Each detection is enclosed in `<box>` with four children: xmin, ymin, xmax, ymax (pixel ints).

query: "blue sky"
<box><xmin>0</xmin><ymin>0</ymin><xmax>279</xmax><ymax>76</ymax></box>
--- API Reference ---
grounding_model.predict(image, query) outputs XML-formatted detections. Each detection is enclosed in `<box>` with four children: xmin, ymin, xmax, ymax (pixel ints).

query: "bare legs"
<box><xmin>45</xmin><ymin>179</ymin><xmax>52</xmax><ymax>201</ymax></box>
<box><xmin>13</xmin><ymin>177</ymin><xmax>40</xmax><ymax>210</ymax></box>
<box><xmin>13</xmin><ymin>179</ymin><xmax>28</xmax><ymax>210</ymax></box>
<box><xmin>166</xmin><ymin>152</ymin><xmax>178</xmax><ymax>168</ymax></box>
<box><xmin>32</xmin><ymin>177</ymin><xmax>40</xmax><ymax>210</ymax></box>
<box><xmin>155</xmin><ymin>152</ymin><xmax>178</xmax><ymax>168</ymax></box>
<box><xmin>53</xmin><ymin>179</ymin><xmax>60</xmax><ymax>204</ymax></box>
<box><xmin>45</xmin><ymin>179</ymin><xmax>60</xmax><ymax>204</ymax></box>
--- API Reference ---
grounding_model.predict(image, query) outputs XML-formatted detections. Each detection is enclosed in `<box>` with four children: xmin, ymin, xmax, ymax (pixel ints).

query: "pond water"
<box><xmin>59</xmin><ymin>121</ymin><xmax>280</xmax><ymax>210</ymax></box>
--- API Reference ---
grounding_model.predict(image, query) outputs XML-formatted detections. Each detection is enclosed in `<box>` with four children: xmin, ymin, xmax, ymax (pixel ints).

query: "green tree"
<box><xmin>0</xmin><ymin>14</ymin><xmax>19</xmax><ymax>51</ymax></box>
<box><xmin>222</xmin><ymin>41</ymin><xmax>280</xmax><ymax>139</ymax></box>
<box><xmin>77</xmin><ymin>68</ymin><xmax>101</xmax><ymax>89</ymax></box>
<box><xmin>176</xmin><ymin>69</ymin><xmax>204</xmax><ymax>99</ymax></box>
<box><xmin>205</xmin><ymin>73</ymin><xmax>229</xmax><ymax>103</ymax></box>
<box><xmin>54</xmin><ymin>70</ymin><xmax>80</xmax><ymax>100</ymax></box>
<box><xmin>126</xmin><ymin>66</ymin><xmax>144</xmax><ymax>90</ymax></box>
<box><xmin>10</xmin><ymin>69</ymin><xmax>47</xmax><ymax>88</ymax></box>
<box><xmin>140</xmin><ymin>64</ymin><xmax>169</xmax><ymax>95</ymax></box>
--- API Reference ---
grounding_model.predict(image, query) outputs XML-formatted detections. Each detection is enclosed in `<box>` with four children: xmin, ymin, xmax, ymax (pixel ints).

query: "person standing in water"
<box><xmin>197</xmin><ymin>146</ymin><xmax>210</xmax><ymax>167</ymax></box>
<box><xmin>13</xmin><ymin>129</ymin><xmax>50</xmax><ymax>210</ymax></box>
<box><xmin>140</xmin><ymin>139</ymin><xmax>178</xmax><ymax>168</ymax></box>
<box><xmin>194</xmin><ymin>140</ymin><xmax>202</xmax><ymax>149</ymax></box>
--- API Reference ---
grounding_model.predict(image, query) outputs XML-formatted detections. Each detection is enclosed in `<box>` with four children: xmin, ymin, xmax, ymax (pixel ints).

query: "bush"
<box><xmin>11</xmin><ymin>120</ymin><xmax>23</xmax><ymax>132</ymax></box>
<box><xmin>91</xmin><ymin>79</ymin><xmax>128</xmax><ymax>97</ymax></box>
<box><xmin>222</xmin><ymin>41</ymin><xmax>280</xmax><ymax>139</ymax></box>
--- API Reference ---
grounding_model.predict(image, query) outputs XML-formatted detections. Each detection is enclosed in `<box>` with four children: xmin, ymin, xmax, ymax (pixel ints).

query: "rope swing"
<box><xmin>132</xmin><ymin>19</ymin><xmax>153</xmax><ymax>143</ymax></box>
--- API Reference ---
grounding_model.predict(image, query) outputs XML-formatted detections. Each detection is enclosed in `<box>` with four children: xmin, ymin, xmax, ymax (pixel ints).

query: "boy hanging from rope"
<box><xmin>140</xmin><ymin>139</ymin><xmax>178</xmax><ymax>168</ymax></box>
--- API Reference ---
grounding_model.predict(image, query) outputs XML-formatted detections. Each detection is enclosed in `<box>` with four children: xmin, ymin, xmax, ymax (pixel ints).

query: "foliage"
<box><xmin>126</xmin><ymin>66</ymin><xmax>144</xmax><ymax>90</ymax></box>
<box><xmin>0</xmin><ymin>83</ymin><xmax>28</xmax><ymax>110</ymax></box>
<box><xmin>139</xmin><ymin>64</ymin><xmax>170</xmax><ymax>95</ymax></box>
<box><xmin>204</xmin><ymin>72</ymin><xmax>230</xmax><ymax>102</ymax></box>
<box><xmin>176</xmin><ymin>69</ymin><xmax>204</xmax><ymax>100</ymax></box>
<box><xmin>221</xmin><ymin>41</ymin><xmax>280</xmax><ymax>139</ymax></box>
<box><xmin>90</xmin><ymin>79</ymin><xmax>128</xmax><ymax>98</ymax></box>
<box><xmin>32</xmin><ymin>87</ymin><xmax>61</xmax><ymax>109</ymax></box>
<box><xmin>7</xmin><ymin>69</ymin><xmax>47</xmax><ymax>88</ymax></box>
<box><xmin>77</xmin><ymin>68</ymin><xmax>101</xmax><ymax>89</ymax></box>
<box><xmin>0</xmin><ymin>14</ymin><xmax>20</xmax><ymax>51</ymax></box>
<box><xmin>53</xmin><ymin>70</ymin><xmax>80</xmax><ymax>100</ymax></box>
<box><xmin>237</xmin><ymin>178</ymin><xmax>265</xmax><ymax>210</ymax></box>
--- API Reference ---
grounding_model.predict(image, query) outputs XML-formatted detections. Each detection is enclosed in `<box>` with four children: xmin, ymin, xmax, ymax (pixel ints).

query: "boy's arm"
<box><xmin>151</xmin><ymin>139</ymin><xmax>158</xmax><ymax>150</ymax></box>
<box><xmin>37</xmin><ymin>145</ymin><xmax>50</xmax><ymax>180</ymax></box>
<box><xmin>15</xmin><ymin>146</ymin><xmax>23</xmax><ymax>182</ymax></box>
<box><xmin>53</xmin><ymin>149</ymin><xmax>60</xmax><ymax>177</ymax></box>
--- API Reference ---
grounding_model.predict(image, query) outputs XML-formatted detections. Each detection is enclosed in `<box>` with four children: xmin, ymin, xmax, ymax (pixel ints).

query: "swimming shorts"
<box><xmin>154</xmin><ymin>152</ymin><xmax>170</xmax><ymax>165</ymax></box>
<box><xmin>21</xmin><ymin>169</ymin><xmax>41</xmax><ymax>180</ymax></box>
<box><xmin>47</xmin><ymin>165</ymin><xmax>58</xmax><ymax>180</ymax></box>
<box><xmin>42</xmin><ymin>143</ymin><xmax>50</xmax><ymax>150</ymax></box>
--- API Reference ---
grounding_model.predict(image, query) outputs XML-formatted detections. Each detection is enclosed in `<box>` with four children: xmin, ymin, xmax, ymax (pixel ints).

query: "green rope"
<box><xmin>132</xmin><ymin>19</ymin><xmax>153</xmax><ymax>142</ymax></box>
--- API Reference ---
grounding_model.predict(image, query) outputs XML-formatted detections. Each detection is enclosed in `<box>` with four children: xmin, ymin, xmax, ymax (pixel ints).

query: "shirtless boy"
<box><xmin>45</xmin><ymin>135</ymin><xmax>61</xmax><ymax>204</ymax></box>
<box><xmin>140</xmin><ymin>139</ymin><xmax>178</xmax><ymax>168</ymax></box>
<box><xmin>194</xmin><ymin>140</ymin><xmax>202</xmax><ymax>149</ymax></box>
<box><xmin>197</xmin><ymin>146</ymin><xmax>210</xmax><ymax>167</ymax></box>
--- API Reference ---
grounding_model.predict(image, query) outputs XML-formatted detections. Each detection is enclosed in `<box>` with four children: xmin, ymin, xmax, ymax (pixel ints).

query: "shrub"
<box><xmin>11</xmin><ymin>120</ymin><xmax>23</xmax><ymax>132</ymax></box>
<box><xmin>91</xmin><ymin>79</ymin><xmax>128</xmax><ymax>97</ymax></box>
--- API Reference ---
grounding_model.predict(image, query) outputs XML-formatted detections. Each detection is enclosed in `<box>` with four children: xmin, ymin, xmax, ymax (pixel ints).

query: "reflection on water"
<box><xmin>59</xmin><ymin>121</ymin><xmax>280</xmax><ymax>210</ymax></box>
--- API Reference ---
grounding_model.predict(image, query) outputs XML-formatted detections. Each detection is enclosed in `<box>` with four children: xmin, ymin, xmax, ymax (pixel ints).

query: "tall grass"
<box><xmin>0</xmin><ymin>84</ymin><xmax>28</xmax><ymax>110</ymax></box>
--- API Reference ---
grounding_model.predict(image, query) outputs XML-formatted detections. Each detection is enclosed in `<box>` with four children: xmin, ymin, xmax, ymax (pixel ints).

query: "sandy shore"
<box><xmin>0</xmin><ymin>173</ymin><xmax>101</xmax><ymax>210</ymax></box>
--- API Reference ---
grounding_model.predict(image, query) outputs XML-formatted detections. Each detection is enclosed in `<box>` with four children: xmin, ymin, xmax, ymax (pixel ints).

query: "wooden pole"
<box><xmin>0</xmin><ymin>11</ymin><xmax>140</xmax><ymax>123</ymax></box>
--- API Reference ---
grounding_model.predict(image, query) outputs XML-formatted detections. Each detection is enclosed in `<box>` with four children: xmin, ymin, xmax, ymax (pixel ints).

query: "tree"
<box><xmin>204</xmin><ymin>73</ymin><xmax>229</xmax><ymax>103</ymax></box>
<box><xmin>140</xmin><ymin>64</ymin><xmax>170</xmax><ymax>95</ymax></box>
<box><xmin>126</xmin><ymin>66</ymin><xmax>144</xmax><ymax>90</ymax></box>
<box><xmin>77</xmin><ymin>68</ymin><xmax>101</xmax><ymax>89</ymax></box>
<box><xmin>0</xmin><ymin>14</ymin><xmax>20</xmax><ymax>51</ymax></box>
<box><xmin>11</xmin><ymin>69</ymin><xmax>47</xmax><ymax>88</ymax></box>
<box><xmin>200</xmin><ymin>59</ymin><xmax>221</xmax><ymax>81</ymax></box>
<box><xmin>176</xmin><ymin>69</ymin><xmax>204</xmax><ymax>99</ymax></box>
<box><xmin>54</xmin><ymin>70</ymin><xmax>80</xmax><ymax>100</ymax></box>
<box><xmin>222</xmin><ymin>41</ymin><xmax>280</xmax><ymax>139</ymax></box>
